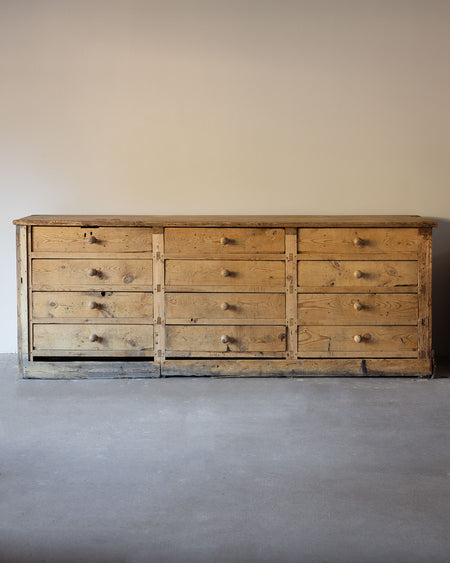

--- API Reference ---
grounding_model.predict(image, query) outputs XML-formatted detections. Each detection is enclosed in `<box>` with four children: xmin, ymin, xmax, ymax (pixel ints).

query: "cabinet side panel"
<box><xmin>418</xmin><ymin>227</ymin><xmax>433</xmax><ymax>360</ymax></box>
<box><xmin>16</xmin><ymin>225</ymin><xmax>29</xmax><ymax>375</ymax></box>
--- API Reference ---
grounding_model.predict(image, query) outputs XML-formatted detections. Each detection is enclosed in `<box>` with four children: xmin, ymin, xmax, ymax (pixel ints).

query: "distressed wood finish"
<box><xmin>14</xmin><ymin>215</ymin><xmax>435</xmax><ymax>378</ymax></box>
<box><xmin>166</xmin><ymin>325</ymin><xmax>287</xmax><ymax>354</ymax></box>
<box><xmin>32</xmin><ymin>259</ymin><xmax>152</xmax><ymax>290</ymax></box>
<box><xmin>166</xmin><ymin>293</ymin><xmax>285</xmax><ymax>324</ymax></box>
<box><xmin>33</xmin><ymin>324</ymin><xmax>154</xmax><ymax>355</ymax></box>
<box><xmin>165</xmin><ymin>260</ymin><xmax>285</xmax><ymax>289</ymax></box>
<box><xmin>298</xmin><ymin>294</ymin><xmax>418</xmax><ymax>325</ymax></box>
<box><xmin>165</xmin><ymin>227</ymin><xmax>285</xmax><ymax>255</ymax></box>
<box><xmin>298</xmin><ymin>260</ymin><xmax>418</xmax><ymax>293</ymax></box>
<box><xmin>32</xmin><ymin>226</ymin><xmax>152</xmax><ymax>254</ymax></box>
<box><xmin>298</xmin><ymin>228</ymin><xmax>418</xmax><ymax>259</ymax></box>
<box><xmin>32</xmin><ymin>291</ymin><xmax>153</xmax><ymax>320</ymax></box>
<box><xmin>298</xmin><ymin>325</ymin><xmax>417</xmax><ymax>357</ymax></box>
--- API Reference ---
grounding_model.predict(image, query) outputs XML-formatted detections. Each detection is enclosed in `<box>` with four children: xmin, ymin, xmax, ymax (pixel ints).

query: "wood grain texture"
<box><xmin>418</xmin><ymin>228</ymin><xmax>433</xmax><ymax>359</ymax></box>
<box><xmin>32</xmin><ymin>291</ymin><xmax>153</xmax><ymax>320</ymax></box>
<box><xmin>33</xmin><ymin>324</ymin><xmax>154</xmax><ymax>355</ymax></box>
<box><xmin>32</xmin><ymin>259</ymin><xmax>152</xmax><ymax>290</ymax></box>
<box><xmin>298</xmin><ymin>325</ymin><xmax>417</xmax><ymax>356</ymax></box>
<box><xmin>285</xmin><ymin>228</ymin><xmax>298</xmax><ymax>359</ymax></box>
<box><xmin>23</xmin><ymin>361</ymin><xmax>160</xmax><ymax>379</ymax></box>
<box><xmin>166</xmin><ymin>260</ymin><xmax>285</xmax><ymax>288</ymax></box>
<box><xmin>32</xmin><ymin>226</ymin><xmax>152</xmax><ymax>253</ymax></box>
<box><xmin>298</xmin><ymin>260</ymin><xmax>418</xmax><ymax>293</ymax></box>
<box><xmin>166</xmin><ymin>293</ymin><xmax>285</xmax><ymax>323</ymax></box>
<box><xmin>298</xmin><ymin>294</ymin><xmax>418</xmax><ymax>325</ymax></box>
<box><xmin>153</xmin><ymin>229</ymin><xmax>166</xmax><ymax>362</ymax></box>
<box><xmin>165</xmin><ymin>227</ymin><xmax>285</xmax><ymax>255</ymax></box>
<box><xmin>14</xmin><ymin>215</ymin><xmax>437</xmax><ymax>228</ymax></box>
<box><xmin>166</xmin><ymin>325</ymin><xmax>287</xmax><ymax>353</ymax></box>
<box><xmin>298</xmin><ymin>228</ymin><xmax>418</xmax><ymax>259</ymax></box>
<box><xmin>161</xmin><ymin>358</ymin><xmax>432</xmax><ymax>377</ymax></box>
<box><xmin>16</xmin><ymin>226</ymin><xmax>29</xmax><ymax>375</ymax></box>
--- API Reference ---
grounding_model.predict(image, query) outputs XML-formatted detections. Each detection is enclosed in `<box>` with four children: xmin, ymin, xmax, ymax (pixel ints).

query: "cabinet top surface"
<box><xmin>13</xmin><ymin>214</ymin><xmax>437</xmax><ymax>227</ymax></box>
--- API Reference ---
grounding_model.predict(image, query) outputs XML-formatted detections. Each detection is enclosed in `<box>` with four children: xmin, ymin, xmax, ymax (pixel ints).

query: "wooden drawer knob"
<box><xmin>87</xmin><ymin>268</ymin><xmax>99</xmax><ymax>277</ymax></box>
<box><xmin>221</xmin><ymin>302</ymin><xmax>229</xmax><ymax>311</ymax></box>
<box><xmin>221</xmin><ymin>334</ymin><xmax>231</xmax><ymax>344</ymax></box>
<box><xmin>353</xmin><ymin>334</ymin><xmax>362</xmax><ymax>343</ymax></box>
<box><xmin>220</xmin><ymin>237</ymin><xmax>230</xmax><ymax>245</ymax></box>
<box><xmin>353</xmin><ymin>237</ymin><xmax>364</xmax><ymax>247</ymax></box>
<box><xmin>89</xmin><ymin>333</ymin><xmax>99</xmax><ymax>342</ymax></box>
<box><xmin>87</xmin><ymin>235</ymin><xmax>98</xmax><ymax>244</ymax></box>
<box><xmin>353</xmin><ymin>301</ymin><xmax>363</xmax><ymax>311</ymax></box>
<box><xmin>88</xmin><ymin>301</ymin><xmax>98</xmax><ymax>309</ymax></box>
<box><xmin>353</xmin><ymin>270</ymin><xmax>363</xmax><ymax>279</ymax></box>
<box><xmin>221</xmin><ymin>268</ymin><xmax>231</xmax><ymax>277</ymax></box>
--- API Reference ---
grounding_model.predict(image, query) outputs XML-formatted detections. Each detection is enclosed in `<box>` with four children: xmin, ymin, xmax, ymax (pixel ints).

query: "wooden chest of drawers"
<box><xmin>13</xmin><ymin>215</ymin><xmax>436</xmax><ymax>378</ymax></box>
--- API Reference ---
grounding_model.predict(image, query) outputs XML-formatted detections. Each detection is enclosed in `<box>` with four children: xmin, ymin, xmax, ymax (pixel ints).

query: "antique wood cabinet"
<box><xmin>13</xmin><ymin>215</ymin><xmax>436</xmax><ymax>378</ymax></box>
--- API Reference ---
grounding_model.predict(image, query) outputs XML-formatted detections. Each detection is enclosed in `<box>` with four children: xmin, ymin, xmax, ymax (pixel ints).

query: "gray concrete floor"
<box><xmin>0</xmin><ymin>354</ymin><xmax>449</xmax><ymax>563</ymax></box>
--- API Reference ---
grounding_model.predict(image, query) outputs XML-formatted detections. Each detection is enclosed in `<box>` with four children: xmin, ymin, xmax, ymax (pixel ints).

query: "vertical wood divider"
<box><xmin>285</xmin><ymin>228</ymin><xmax>298</xmax><ymax>360</ymax></box>
<box><xmin>16</xmin><ymin>226</ymin><xmax>29</xmax><ymax>376</ymax></box>
<box><xmin>153</xmin><ymin>227</ymin><xmax>165</xmax><ymax>374</ymax></box>
<box><xmin>418</xmin><ymin>227</ymin><xmax>432</xmax><ymax>361</ymax></box>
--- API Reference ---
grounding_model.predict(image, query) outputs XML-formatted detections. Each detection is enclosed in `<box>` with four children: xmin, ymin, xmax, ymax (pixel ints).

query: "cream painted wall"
<box><xmin>1</xmin><ymin>0</ymin><xmax>449</xmax><ymax>355</ymax></box>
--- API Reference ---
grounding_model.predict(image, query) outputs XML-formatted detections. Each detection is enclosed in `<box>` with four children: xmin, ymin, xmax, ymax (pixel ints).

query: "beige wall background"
<box><xmin>1</xmin><ymin>0</ymin><xmax>449</xmax><ymax>356</ymax></box>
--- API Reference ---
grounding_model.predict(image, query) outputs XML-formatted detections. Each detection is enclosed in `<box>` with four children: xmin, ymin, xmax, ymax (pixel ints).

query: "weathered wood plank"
<box><xmin>298</xmin><ymin>293</ymin><xmax>418</xmax><ymax>325</ymax></box>
<box><xmin>417</xmin><ymin>227</ymin><xmax>433</xmax><ymax>359</ymax></box>
<box><xmin>166</xmin><ymin>325</ymin><xmax>287</xmax><ymax>353</ymax></box>
<box><xmin>23</xmin><ymin>361</ymin><xmax>160</xmax><ymax>379</ymax></box>
<box><xmin>285</xmin><ymin>228</ymin><xmax>298</xmax><ymax>360</ymax></box>
<box><xmin>153</xmin><ymin>228</ymin><xmax>165</xmax><ymax>363</ymax></box>
<box><xmin>16</xmin><ymin>226</ymin><xmax>29</xmax><ymax>376</ymax></box>
<box><xmin>32</xmin><ymin>259</ymin><xmax>152</xmax><ymax>290</ymax></box>
<box><xmin>298</xmin><ymin>260</ymin><xmax>418</xmax><ymax>293</ymax></box>
<box><xmin>14</xmin><ymin>215</ymin><xmax>437</xmax><ymax>228</ymax></box>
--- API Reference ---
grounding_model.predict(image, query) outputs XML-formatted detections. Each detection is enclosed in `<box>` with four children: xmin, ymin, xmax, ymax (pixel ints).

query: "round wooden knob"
<box><xmin>354</xmin><ymin>301</ymin><xmax>362</xmax><ymax>311</ymax></box>
<box><xmin>353</xmin><ymin>237</ymin><xmax>364</xmax><ymax>247</ymax></box>
<box><xmin>89</xmin><ymin>333</ymin><xmax>99</xmax><ymax>342</ymax></box>
<box><xmin>353</xmin><ymin>270</ymin><xmax>362</xmax><ymax>279</ymax></box>
<box><xmin>88</xmin><ymin>301</ymin><xmax>98</xmax><ymax>309</ymax></box>
<box><xmin>87</xmin><ymin>268</ymin><xmax>98</xmax><ymax>277</ymax></box>
<box><xmin>220</xmin><ymin>237</ymin><xmax>230</xmax><ymax>245</ymax></box>
<box><xmin>221</xmin><ymin>268</ymin><xmax>231</xmax><ymax>277</ymax></box>
<box><xmin>353</xmin><ymin>334</ymin><xmax>362</xmax><ymax>344</ymax></box>
<box><xmin>221</xmin><ymin>302</ymin><xmax>229</xmax><ymax>311</ymax></box>
<box><xmin>221</xmin><ymin>334</ymin><xmax>230</xmax><ymax>344</ymax></box>
<box><xmin>87</xmin><ymin>235</ymin><xmax>98</xmax><ymax>244</ymax></box>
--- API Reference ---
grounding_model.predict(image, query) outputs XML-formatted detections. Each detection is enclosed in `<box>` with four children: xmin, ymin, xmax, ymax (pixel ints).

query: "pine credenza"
<box><xmin>13</xmin><ymin>215</ymin><xmax>436</xmax><ymax>378</ymax></box>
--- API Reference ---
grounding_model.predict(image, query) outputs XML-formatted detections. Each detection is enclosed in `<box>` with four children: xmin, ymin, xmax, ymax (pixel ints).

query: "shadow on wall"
<box><xmin>432</xmin><ymin>218</ymin><xmax>450</xmax><ymax>359</ymax></box>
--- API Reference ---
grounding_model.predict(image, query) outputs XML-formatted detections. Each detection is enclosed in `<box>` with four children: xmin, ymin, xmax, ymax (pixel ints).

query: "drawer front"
<box><xmin>33</xmin><ymin>292</ymin><xmax>153</xmax><ymax>319</ymax></box>
<box><xmin>166</xmin><ymin>293</ymin><xmax>285</xmax><ymax>323</ymax></box>
<box><xmin>166</xmin><ymin>260</ymin><xmax>285</xmax><ymax>288</ymax></box>
<box><xmin>166</xmin><ymin>325</ymin><xmax>287</xmax><ymax>353</ymax></box>
<box><xmin>298</xmin><ymin>294</ymin><xmax>418</xmax><ymax>325</ymax></box>
<box><xmin>33</xmin><ymin>324</ymin><xmax>154</xmax><ymax>354</ymax></box>
<box><xmin>298</xmin><ymin>325</ymin><xmax>417</xmax><ymax>356</ymax></box>
<box><xmin>298</xmin><ymin>228</ymin><xmax>418</xmax><ymax>258</ymax></box>
<box><xmin>298</xmin><ymin>261</ymin><xmax>417</xmax><ymax>292</ymax></box>
<box><xmin>165</xmin><ymin>228</ymin><xmax>285</xmax><ymax>255</ymax></box>
<box><xmin>32</xmin><ymin>259</ymin><xmax>152</xmax><ymax>289</ymax></box>
<box><xmin>32</xmin><ymin>227</ymin><xmax>152</xmax><ymax>253</ymax></box>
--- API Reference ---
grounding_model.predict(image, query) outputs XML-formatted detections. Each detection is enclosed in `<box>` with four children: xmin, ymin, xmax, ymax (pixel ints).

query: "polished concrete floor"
<box><xmin>0</xmin><ymin>353</ymin><xmax>449</xmax><ymax>563</ymax></box>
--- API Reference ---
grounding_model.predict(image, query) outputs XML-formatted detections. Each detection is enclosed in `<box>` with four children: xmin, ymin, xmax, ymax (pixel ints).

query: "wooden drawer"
<box><xmin>32</xmin><ymin>259</ymin><xmax>152</xmax><ymax>290</ymax></box>
<box><xmin>33</xmin><ymin>324</ymin><xmax>154</xmax><ymax>356</ymax></box>
<box><xmin>32</xmin><ymin>226</ymin><xmax>152</xmax><ymax>254</ymax></box>
<box><xmin>166</xmin><ymin>325</ymin><xmax>287</xmax><ymax>354</ymax></box>
<box><xmin>33</xmin><ymin>291</ymin><xmax>153</xmax><ymax>320</ymax></box>
<box><xmin>298</xmin><ymin>294</ymin><xmax>418</xmax><ymax>325</ymax></box>
<box><xmin>298</xmin><ymin>228</ymin><xmax>418</xmax><ymax>259</ymax></box>
<box><xmin>165</xmin><ymin>260</ymin><xmax>285</xmax><ymax>290</ymax></box>
<box><xmin>166</xmin><ymin>293</ymin><xmax>285</xmax><ymax>324</ymax></box>
<box><xmin>165</xmin><ymin>228</ymin><xmax>285</xmax><ymax>255</ymax></box>
<box><xmin>298</xmin><ymin>261</ymin><xmax>417</xmax><ymax>293</ymax></box>
<box><xmin>298</xmin><ymin>325</ymin><xmax>417</xmax><ymax>357</ymax></box>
